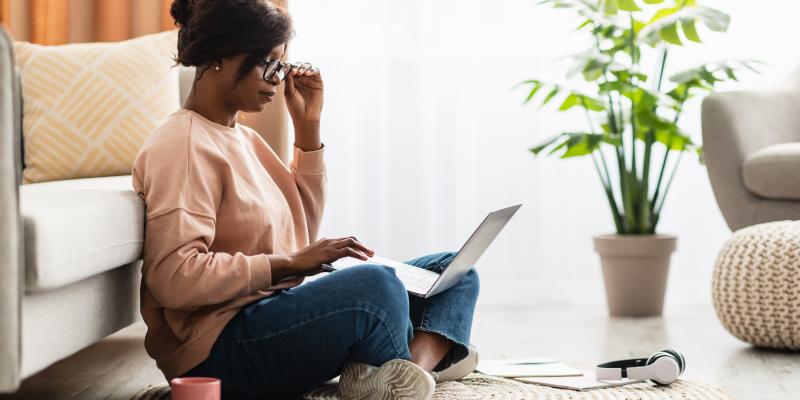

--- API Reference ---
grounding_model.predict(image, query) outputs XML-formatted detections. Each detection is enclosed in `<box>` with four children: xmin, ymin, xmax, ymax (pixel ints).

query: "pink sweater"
<box><xmin>132</xmin><ymin>108</ymin><xmax>326</xmax><ymax>380</ymax></box>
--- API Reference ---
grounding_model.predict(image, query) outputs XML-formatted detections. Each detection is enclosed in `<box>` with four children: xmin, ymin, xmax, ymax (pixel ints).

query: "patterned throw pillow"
<box><xmin>14</xmin><ymin>30</ymin><xmax>180</xmax><ymax>184</ymax></box>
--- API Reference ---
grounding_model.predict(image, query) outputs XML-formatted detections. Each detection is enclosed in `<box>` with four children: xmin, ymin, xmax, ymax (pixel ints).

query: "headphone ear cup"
<box><xmin>648</xmin><ymin>356</ymin><xmax>680</xmax><ymax>385</ymax></box>
<box><xmin>660</xmin><ymin>349</ymin><xmax>686</xmax><ymax>374</ymax></box>
<box><xmin>645</xmin><ymin>351</ymin><xmax>669</xmax><ymax>366</ymax></box>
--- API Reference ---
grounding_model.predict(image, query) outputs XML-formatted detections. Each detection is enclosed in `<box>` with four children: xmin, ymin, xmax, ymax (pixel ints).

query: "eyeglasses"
<box><xmin>246</xmin><ymin>54</ymin><xmax>317</xmax><ymax>82</ymax></box>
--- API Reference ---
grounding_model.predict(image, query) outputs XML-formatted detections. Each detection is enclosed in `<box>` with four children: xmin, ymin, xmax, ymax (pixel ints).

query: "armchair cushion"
<box><xmin>20</xmin><ymin>175</ymin><xmax>144</xmax><ymax>291</ymax></box>
<box><xmin>743</xmin><ymin>142</ymin><xmax>800</xmax><ymax>200</ymax></box>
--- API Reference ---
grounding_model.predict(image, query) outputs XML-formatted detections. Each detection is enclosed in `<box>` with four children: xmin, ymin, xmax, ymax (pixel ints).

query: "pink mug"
<box><xmin>169</xmin><ymin>377</ymin><xmax>221</xmax><ymax>400</ymax></box>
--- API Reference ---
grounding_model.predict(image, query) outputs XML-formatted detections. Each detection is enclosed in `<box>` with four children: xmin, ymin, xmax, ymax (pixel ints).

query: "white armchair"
<box><xmin>702</xmin><ymin>78</ymin><xmax>800</xmax><ymax>231</ymax></box>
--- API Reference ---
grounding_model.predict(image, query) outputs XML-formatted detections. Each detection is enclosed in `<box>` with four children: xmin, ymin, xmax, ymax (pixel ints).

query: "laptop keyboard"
<box><xmin>331</xmin><ymin>255</ymin><xmax>441</xmax><ymax>295</ymax></box>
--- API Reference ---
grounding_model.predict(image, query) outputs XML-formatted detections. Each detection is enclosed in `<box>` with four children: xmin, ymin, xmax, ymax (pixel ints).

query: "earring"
<box><xmin>214</xmin><ymin>64</ymin><xmax>221</xmax><ymax>71</ymax></box>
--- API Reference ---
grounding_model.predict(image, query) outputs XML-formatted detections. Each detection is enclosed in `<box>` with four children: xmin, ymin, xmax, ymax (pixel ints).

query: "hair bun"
<box><xmin>170</xmin><ymin>0</ymin><xmax>193</xmax><ymax>27</ymax></box>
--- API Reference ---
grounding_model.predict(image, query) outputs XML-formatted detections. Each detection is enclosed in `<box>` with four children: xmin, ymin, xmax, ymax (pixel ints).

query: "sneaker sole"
<box><xmin>433</xmin><ymin>345</ymin><xmax>479</xmax><ymax>383</ymax></box>
<box><xmin>340</xmin><ymin>359</ymin><xmax>435</xmax><ymax>400</ymax></box>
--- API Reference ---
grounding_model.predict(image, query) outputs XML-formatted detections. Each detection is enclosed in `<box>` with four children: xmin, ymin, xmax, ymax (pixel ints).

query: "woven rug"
<box><xmin>130</xmin><ymin>373</ymin><xmax>733</xmax><ymax>400</ymax></box>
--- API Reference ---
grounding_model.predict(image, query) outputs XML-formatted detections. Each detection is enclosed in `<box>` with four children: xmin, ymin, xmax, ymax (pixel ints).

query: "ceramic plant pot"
<box><xmin>593</xmin><ymin>234</ymin><xmax>677</xmax><ymax>316</ymax></box>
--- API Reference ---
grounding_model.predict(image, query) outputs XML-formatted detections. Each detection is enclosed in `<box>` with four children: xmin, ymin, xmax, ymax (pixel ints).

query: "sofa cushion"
<box><xmin>14</xmin><ymin>30</ymin><xmax>180</xmax><ymax>184</ymax></box>
<box><xmin>20</xmin><ymin>175</ymin><xmax>144</xmax><ymax>292</ymax></box>
<box><xmin>743</xmin><ymin>143</ymin><xmax>800</xmax><ymax>200</ymax></box>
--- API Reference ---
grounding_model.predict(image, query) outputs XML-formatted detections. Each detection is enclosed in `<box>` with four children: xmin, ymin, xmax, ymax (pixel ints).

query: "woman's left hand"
<box><xmin>284</xmin><ymin>63</ymin><xmax>324</xmax><ymax>123</ymax></box>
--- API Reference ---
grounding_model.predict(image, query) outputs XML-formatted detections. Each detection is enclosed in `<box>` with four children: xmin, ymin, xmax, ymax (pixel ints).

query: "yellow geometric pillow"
<box><xmin>14</xmin><ymin>30</ymin><xmax>181</xmax><ymax>184</ymax></box>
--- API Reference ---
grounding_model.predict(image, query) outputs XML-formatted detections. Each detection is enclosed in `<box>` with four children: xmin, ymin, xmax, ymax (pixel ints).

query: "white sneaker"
<box><xmin>338</xmin><ymin>359</ymin><xmax>436</xmax><ymax>400</ymax></box>
<box><xmin>430</xmin><ymin>345</ymin><xmax>479</xmax><ymax>383</ymax></box>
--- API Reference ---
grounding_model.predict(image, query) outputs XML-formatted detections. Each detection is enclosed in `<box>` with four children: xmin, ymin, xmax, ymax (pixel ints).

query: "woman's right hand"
<box><xmin>286</xmin><ymin>236</ymin><xmax>374</xmax><ymax>277</ymax></box>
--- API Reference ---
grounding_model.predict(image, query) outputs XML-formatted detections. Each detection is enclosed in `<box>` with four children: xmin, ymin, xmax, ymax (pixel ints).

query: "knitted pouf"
<box><xmin>712</xmin><ymin>221</ymin><xmax>800</xmax><ymax>350</ymax></box>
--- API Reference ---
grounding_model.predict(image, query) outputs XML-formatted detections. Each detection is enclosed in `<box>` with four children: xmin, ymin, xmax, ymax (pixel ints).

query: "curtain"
<box><xmin>287</xmin><ymin>0</ymin><xmax>800</xmax><ymax>305</ymax></box>
<box><xmin>0</xmin><ymin>0</ymin><xmax>174</xmax><ymax>44</ymax></box>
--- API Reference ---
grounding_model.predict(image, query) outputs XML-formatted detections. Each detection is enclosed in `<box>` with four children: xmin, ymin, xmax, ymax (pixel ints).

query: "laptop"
<box><xmin>321</xmin><ymin>204</ymin><xmax>521</xmax><ymax>298</ymax></box>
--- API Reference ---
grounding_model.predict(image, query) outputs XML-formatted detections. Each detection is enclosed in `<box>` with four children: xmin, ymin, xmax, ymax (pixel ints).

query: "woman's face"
<box><xmin>221</xmin><ymin>43</ymin><xmax>286</xmax><ymax>113</ymax></box>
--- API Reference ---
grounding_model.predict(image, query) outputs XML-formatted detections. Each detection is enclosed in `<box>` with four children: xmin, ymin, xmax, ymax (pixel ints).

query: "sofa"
<box><xmin>702</xmin><ymin>76</ymin><xmax>800</xmax><ymax>231</ymax></box>
<box><xmin>0</xmin><ymin>27</ymin><xmax>286</xmax><ymax>392</ymax></box>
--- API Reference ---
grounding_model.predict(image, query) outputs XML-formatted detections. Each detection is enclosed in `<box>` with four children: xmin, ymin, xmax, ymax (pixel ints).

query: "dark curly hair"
<box><xmin>170</xmin><ymin>0</ymin><xmax>294</xmax><ymax>83</ymax></box>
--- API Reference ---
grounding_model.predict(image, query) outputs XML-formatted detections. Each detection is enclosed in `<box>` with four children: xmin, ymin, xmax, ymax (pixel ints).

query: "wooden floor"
<box><xmin>1</xmin><ymin>285</ymin><xmax>798</xmax><ymax>400</ymax></box>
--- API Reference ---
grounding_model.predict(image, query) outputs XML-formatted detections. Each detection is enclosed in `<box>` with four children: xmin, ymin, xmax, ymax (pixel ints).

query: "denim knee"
<box><xmin>461</xmin><ymin>267</ymin><xmax>480</xmax><ymax>298</ymax></box>
<box><xmin>343</xmin><ymin>264</ymin><xmax>409</xmax><ymax>314</ymax></box>
<box><xmin>429</xmin><ymin>251</ymin><xmax>457</xmax><ymax>264</ymax></box>
<box><xmin>339</xmin><ymin>264</ymin><xmax>412</xmax><ymax>362</ymax></box>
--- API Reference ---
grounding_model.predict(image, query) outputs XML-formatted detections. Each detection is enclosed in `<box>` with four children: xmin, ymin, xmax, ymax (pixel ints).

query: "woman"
<box><xmin>132</xmin><ymin>1</ymin><xmax>480</xmax><ymax>399</ymax></box>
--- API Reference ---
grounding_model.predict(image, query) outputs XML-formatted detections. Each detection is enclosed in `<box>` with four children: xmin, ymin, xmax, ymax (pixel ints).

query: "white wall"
<box><xmin>287</xmin><ymin>0</ymin><xmax>800</xmax><ymax>307</ymax></box>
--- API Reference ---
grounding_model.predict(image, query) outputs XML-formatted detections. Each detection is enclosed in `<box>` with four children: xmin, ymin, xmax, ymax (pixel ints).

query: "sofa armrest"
<box><xmin>702</xmin><ymin>90</ymin><xmax>800</xmax><ymax>231</ymax></box>
<box><xmin>0</xmin><ymin>25</ymin><xmax>23</xmax><ymax>392</ymax></box>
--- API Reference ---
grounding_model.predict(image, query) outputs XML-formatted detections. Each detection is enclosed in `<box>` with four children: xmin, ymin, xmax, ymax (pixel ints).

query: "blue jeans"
<box><xmin>181</xmin><ymin>251</ymin><xmax>480</xmax><ymax>399</ymax></box>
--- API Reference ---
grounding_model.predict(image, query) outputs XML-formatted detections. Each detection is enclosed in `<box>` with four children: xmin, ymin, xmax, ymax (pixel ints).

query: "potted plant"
<box><xmin>518</xmin><ymin>0</ymin><xmax>757</xmax><ymax>316</ymax></box>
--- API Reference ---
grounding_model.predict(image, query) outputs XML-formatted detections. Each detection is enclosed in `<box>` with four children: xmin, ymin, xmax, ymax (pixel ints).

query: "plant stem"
<box><xmin>654</xmin><ymin>150</ymin><xmax>684</xmax><ymax>217</ymax></box>
<box><xmin>650</xmin><ymin>142</ymin><xmax>671</xmax><ymax>213</ymax></box>
<box><xmin>608</xmin><ymin>95</ymin><xmax>632</xmax><ymax>233</ymax></box>
<box><xmin>593</xmin><ymin>151</ymin><xmax>623</xmax><ymax>234</ymax></box>
<box><xmin>639</xmin><ymin>130</ymin><xmax>653</xmax><ymax>232</ymax></box>
<box><xmin>583</xmin><ymin>107</ymin><xmax>597</xmax><ymax>134</ymax></box>
<box><xmin>628</xmin><ymin>15</ymin><xmax>638</xmax><ymax>183</ymax></box>
<box><xmin>599</xmin><ymin>148</ymin><xmax>614</xmax><ymax>195</ymax></box>
<box><xmin>655</xmin><ymin>47</ymin><xmax>668</xmax><ymax>92</ymax></box>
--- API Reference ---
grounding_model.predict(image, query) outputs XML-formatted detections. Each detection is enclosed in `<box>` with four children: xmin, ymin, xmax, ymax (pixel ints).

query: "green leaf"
<box><xmin>530</xmin><ymin>135</ymin><xmax>563</xmax><ymax>155</ymax></box>
<box><xmin>681</xmin><ymin>19</ymin><xmax>701</xmax><ymax>43</ymax></box>
<box><xmin>659</xmin><ymin>24</ymin><xmax>682</xmax><ymax>45</ymax></box>
<box><xmin>541</xmin><ymin>87</ymin><xmax>560</xmax><ymax>106</ymax></box>
<box><xmin>577</xmin><ymin>18</ymin><xmax>593</xmax><ymax>30</ymax></box>
<box><xmin>604</xmin><ymin>0</ymin><xmax>619</xmax><ymax>15</ymax></box>
<box><xmin>560</xmin><ymin>133</ymin><xmax>611</xmax><ymax>158</ymax></box>
<box><xmin>558</xmin><ymin>93</ymin><xmax>606</xmax><ymax>111</ymax></box>
<box><xmin>696</xmin><ymin>147</ymin><xmax>705</xmax><ymax>165</ymax></box>
<box><xmin>640</xmin><ymin>6</ymin><xmax>730</xmax><ymax>47</ymax></box>
<box><xmin>558</xmin><ymin>94</ymin><xmax>581</xmax><ymax>111</ymax></box>
<box><xmin>643</xmin><ymin>0</ymin><xmax>664</xmax><ymax>3</ymax></box>
<box><xmin>617</xmin><ymin>0</ymin><xmax>641</xmax><ymax>12</ymax></box>
<box><xmin>561</xmin><ymin>140</ymin><xmax>595</xmax><ymax>157</ymax></box>
<box><xmin>699</xmin><ymin>6</ymin><xmax>730</xmax><ymax>32</ymax></box>
<box><xmin>636</xmin><ymin>110</ymin><xmax>674</xmax><ymax>132</ymax></box>
<box><xmin>530</xmin><ymin>133</ymin><xmax>619</xmax><ymax>158</ymax></box>
<box><xmin>669</xmin><ymin>60</ymin><xmax>757</xmax><ymax>87</ymax></box>
<box><xmin>610</xmin><ymin>69</ymin><xmax>649</xmax><ymax>82</ymax></box>
<box><xmin>524</xmin><ymin>83</ymin><xmax>542</xmax><ymax>103</ymax></box>
<box><xmin>723</xmin><ymin>67</ymin><xmax>738</xmax><ymax>81</ymax></box>
<box><xmin>583</xmin><ymin>67</ymin><xmax>604</xmax><ymax>81</ymax></box>
<box><xmin>646</xmin><ymin>7</ymin><xmax>678</xmax><ymax>25</ymax></box>
<box><xmin>598</xmin><ymin>80</ymin><xmax>636</xmax><ymax>94</ymax></box>
<box><xmin>547</xmin><ymin>138</ymin><xmax>570</xmax><ymax>155</ymax></box>
<box><xmin>654</xmin><ymin>130</ymin><xmax>694</xmax><ymax>150</ymax></box>
<box><xmin>632</xmin><ymin>18</ymin><xmax>647</xmax><ymax>34</ymax></box>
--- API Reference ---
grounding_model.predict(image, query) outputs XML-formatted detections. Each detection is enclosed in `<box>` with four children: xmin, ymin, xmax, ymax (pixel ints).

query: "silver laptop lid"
<box><xmin>426</xmin><ymin>204</ymin><xmax>522</xmax><ymax>297</ymax></box>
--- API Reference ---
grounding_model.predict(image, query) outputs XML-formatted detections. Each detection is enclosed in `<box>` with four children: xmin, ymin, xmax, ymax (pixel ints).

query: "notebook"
<box><xmin>476</xmin><ymin>358</ymin><xmax>583</xmax><ymax>378</ymax></box>
<box><xmin>516</xmin><ymin>374</ymin><xmax>646</xmax><ymax>391</ymax></box>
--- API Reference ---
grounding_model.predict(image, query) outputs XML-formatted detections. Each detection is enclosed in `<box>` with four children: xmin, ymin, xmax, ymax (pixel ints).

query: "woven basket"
<box><xmin>712</xmin><ymin>221</ymin><xmax>800</xmax><ymax>350</ymax></box>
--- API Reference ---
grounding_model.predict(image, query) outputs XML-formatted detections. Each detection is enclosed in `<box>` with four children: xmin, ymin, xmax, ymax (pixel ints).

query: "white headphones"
<box><xmin>595</xmin><ymin>349</ymin><xmax>686</xmax><ymax>385</ymax></box>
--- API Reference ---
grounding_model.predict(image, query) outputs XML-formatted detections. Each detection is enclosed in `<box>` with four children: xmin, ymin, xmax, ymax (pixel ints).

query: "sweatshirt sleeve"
<box><xmin>289</xmin><ymin>143</ymin><xmax>327</xmax><ymax>242</ymax></box>
<box><xmin>141</xmin><ymin>209</ymin><xmax>272</xmax><ymax>310</ymax></box>
<box><xmin>132</xmin><ymin>122</ymin><xmax>273</xmax><ymax>310</ymax></box>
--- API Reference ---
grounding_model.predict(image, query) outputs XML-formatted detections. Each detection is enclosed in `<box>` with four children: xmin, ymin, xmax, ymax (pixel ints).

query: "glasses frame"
<box><xmin>246</xmin><ymin>54</ymin><xmax>315</xmax><ymax>83</ymax></box>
